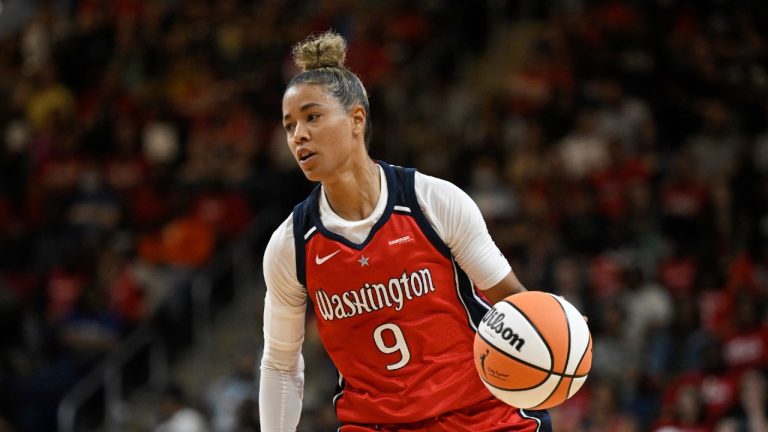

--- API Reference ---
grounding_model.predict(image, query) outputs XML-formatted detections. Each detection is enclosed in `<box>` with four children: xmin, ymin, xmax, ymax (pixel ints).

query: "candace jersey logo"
<box><xmin>388</xmin><ymin>235</ymin><xmax>414</xmax><ymax>246</ymax></box>
<box><xmin>481</xmin><ymin>308</ymin><xmax>526</xmax><ymax>351</ymax></box>
<box><xmin>314</xmin><ymin>268</ymin><xmax>435</xmax><ymax>321</ymax></box>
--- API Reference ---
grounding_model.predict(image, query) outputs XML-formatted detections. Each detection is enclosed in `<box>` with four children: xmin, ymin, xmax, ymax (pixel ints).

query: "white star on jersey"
<box><xmin>358</xmin><ymin>255</ymin><xmax>369</xmax><ymax>266</ymax></box>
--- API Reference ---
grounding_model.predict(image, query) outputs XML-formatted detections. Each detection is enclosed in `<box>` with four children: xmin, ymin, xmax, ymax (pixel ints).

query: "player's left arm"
<box><xmin>483</xmin><ymin>270</ymin><xmax>526</xmax><ymax>304</ymax></box>
<box><xmin>415</xmin><ymin>172</ymin><xmax>523</xmax><ymax>303</ymax></box>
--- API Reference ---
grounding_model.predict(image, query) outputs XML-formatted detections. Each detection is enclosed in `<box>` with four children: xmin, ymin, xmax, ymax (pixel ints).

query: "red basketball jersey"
<box><xmin>292</xmin><ymin>162</ymin><xmax>495</xmax><ymax>424</ymax></box>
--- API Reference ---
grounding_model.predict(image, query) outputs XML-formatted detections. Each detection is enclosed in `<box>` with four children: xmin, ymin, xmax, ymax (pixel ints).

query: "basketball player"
<box><xmin>260</xmin><ymin>31</ymin><xmax>552</xmax><ymax>431</ymax></box>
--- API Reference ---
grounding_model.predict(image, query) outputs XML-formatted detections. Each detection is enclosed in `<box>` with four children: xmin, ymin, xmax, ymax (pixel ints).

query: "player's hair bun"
<box><xmin>292</xmin><ymin>31</ymin><xmax>347</xmax><ymax>72</ymax></box>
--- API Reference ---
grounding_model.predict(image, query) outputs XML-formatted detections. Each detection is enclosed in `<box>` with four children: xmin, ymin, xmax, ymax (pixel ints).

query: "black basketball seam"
<box><xmin>475</xmin><ymin>331</ymin><xmax>590</xmax><ymax>380</ymax></box>
<box><xmin>479</xmin><ymin>374</ymin><xmax>549</xmax><ymax>392</ymax></box>
<box><xmin>576</xmin><ymin>338</ymin><xmax>592</xmax><ymax>372</ymax></box>
<box><xmin>501</xmin><ymin>299</ymin><xmax>556</xmax><ymax>373</ymax></box>
<box><xmin>480</xmin><ymin>374</ymin><xmax>588</xmax><ymax>394</ymax></box>
<box><xmin>477</xmin><ymin>365</ymin><xmax>588</xmax><ymax>390</ymax></box>
<box><xmin>554</xmin><ymin>295</ymin><xmax>591</xmax><ymax>400</ymax></box>
<box><xmin>571</xmin><ymin>334</ymin><xmax>592</xmax><ymax>393</ymax></box>
<box><xmin>511</xmin><ymin>295</ymin><xmax>567</xmax><ymax>407</ymax></box>
<box><xmin>477</xmin><ymin>330</ymin><xmax>550</xmax><ymax>390</ymax></box>
<box><xmin>551</xmin><ymin>294</ymin><xmax>573</xmax><ymax>404</ymax></box>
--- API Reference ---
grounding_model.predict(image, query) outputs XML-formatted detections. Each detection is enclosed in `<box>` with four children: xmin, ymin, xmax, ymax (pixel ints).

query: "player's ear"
<box><xmin>350</xmin><ymin>105</ymin><xmax>366</xmax><ymax>137</ymax></box>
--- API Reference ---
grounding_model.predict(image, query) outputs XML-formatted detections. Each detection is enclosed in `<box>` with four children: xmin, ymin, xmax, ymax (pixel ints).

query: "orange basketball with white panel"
<box><xmin>473</xmin><ymin>291</ymin><xmax>592</xmax><ymax>409</ymax></box>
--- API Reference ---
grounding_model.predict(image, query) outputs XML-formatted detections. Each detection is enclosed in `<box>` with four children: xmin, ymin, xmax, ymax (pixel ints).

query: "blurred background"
<box><xmin>0</xmin><ymin>0</ymin><xmax>767</xmax><ymax>431</ymax></box>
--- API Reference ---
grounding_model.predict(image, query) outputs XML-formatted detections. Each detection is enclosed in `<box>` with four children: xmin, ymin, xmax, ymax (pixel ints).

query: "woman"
<box><xmin>260</xmin><ymin>31</ymin><xmax>551</xmax><ymax>431</ymax></box>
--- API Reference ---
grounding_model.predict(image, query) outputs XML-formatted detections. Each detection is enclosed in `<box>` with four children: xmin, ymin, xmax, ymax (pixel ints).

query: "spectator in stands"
<box><xmin>659</xmin><ymin>340</ymin><xmax>740</xmax><ymax>427</ymax></box>
<box><xmin>154</xmin><ymin>384</ymin><xmax>210</xmax><ymax>432</ymax></box>
<box><xmin>716</xmin><ymin>368</ymin><xmax>768</xmax><ymax>432</ymax></box>
<box><xmin>205</xmin><ymin>344</ymin><xmax>259</xmax><ymax>432</ymax></box>
<box><xmin>578</xmin><ymin>379</ymin><xmax>638</xmax><ymax>432</ymax></box>
<box><xmin>652</xmin><ymin>383</ymin><xmax>709</xmax><ymax>432</ymax></box>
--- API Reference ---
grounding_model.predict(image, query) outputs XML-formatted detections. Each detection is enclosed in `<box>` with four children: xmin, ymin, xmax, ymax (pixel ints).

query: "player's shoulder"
<box><xmin>264</xmin><ymin>214</ymin><xmax>295</xmax><ymax>265</ymax></box>
<box><xmin>413</xmin><ymin>170</ymin><xmax>471</xmax><ymax>204</ymax></box>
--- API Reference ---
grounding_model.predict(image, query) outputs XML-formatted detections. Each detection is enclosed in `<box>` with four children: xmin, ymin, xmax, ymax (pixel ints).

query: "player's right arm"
<box><xmin>260</xmin><ymin>216</ymin><xmax>307</xmax><ymax>432</ymax></box>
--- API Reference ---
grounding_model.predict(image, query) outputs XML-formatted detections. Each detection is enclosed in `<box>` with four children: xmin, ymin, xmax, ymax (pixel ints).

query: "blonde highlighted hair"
<box><xmin>287</xmin><ymin>31</ymin><xmax>372</xmax><ymax>146</ymax></box>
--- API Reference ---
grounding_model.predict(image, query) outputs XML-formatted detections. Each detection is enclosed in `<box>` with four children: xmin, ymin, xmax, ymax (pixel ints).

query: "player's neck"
<box><xmin>322</xmin><ymin>159</ymin><xmax>380</xmax><ymax>221</ymax></box>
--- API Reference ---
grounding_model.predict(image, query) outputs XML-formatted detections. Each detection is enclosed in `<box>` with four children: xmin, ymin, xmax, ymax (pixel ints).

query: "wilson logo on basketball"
<box><xmin>481</xmin><ymin>309</ymin><xmax>526</xmax><ymax>351</ymax></box>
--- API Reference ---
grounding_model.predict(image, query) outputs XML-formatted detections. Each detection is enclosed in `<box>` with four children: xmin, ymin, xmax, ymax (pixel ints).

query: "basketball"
<box><xmin>473</xmin><ymin>291</ymin><xmax>592</xmax><ymax>410</ymax></box>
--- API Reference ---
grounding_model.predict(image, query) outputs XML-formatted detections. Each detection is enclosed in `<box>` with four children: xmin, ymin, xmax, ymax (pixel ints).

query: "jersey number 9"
<box><xmin>373</xmin><ymin>323</ymin><xmax>411</xmax><ymax>370</ymax></box>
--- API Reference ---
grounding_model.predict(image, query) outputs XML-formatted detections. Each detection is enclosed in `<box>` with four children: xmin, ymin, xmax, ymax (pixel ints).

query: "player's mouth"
<box><xmin>297</xmin><ymin>149</ymin><xmax>316</xmax><ymax>163</ymax></box>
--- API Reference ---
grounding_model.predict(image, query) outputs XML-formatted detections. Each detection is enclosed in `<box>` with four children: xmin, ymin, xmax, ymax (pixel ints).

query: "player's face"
<box><xmin>282</xmin><ymin>83</ymin><xmax>361</xmax><ymax>182</ymax></box>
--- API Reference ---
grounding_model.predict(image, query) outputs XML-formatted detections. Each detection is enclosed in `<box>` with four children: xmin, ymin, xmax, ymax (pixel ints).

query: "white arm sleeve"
<box><xmin>259</xmin><ymin>216</ymin><xmax>307</xmax><ymax>432</ymax></box>
<box><xmin>414</xmin><ymin>172</ymin><xmax>512</xmax><ymax>290</ymax></box>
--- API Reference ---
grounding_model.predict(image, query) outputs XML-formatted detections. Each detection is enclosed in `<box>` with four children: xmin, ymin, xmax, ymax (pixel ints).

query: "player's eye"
<box><xmin>307</xmin><ymin>113</ymin><xmax>320</xmax><ymax>122</ymax></box>
<box><xmin>284</xmin><ymin>123</ymin><xmax>295</xmax><ymax>133</ymax></box>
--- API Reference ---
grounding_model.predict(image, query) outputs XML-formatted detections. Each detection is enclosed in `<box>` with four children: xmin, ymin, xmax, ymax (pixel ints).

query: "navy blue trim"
<box><xmin>455</xmin><ymin>266</ymin><xmax>491</xmax><ymax>328</ymax></box>
<box><xmin>306</xmin><ymin>161</ymin><xmax>397</xmax><ymax>250</ymax></box>
<box><xmin>292</xmin><ymin>188</ymin><xmax>319</xmax><ymax>288</ymax></box>
<box><xmin>521</xmin><ymin>409</ymin><xmax>553</xmax><ymax>432</ymax></box>
<box><xmin>398</xmin><ymin>167</ymin><xmax>452</xmax><ymax>259</ymax></box>
<box><xmin>387</xmin><ymin>163</ymin><xmax>410</xmax><ymax>207</ymax></box>
<box><xmin>332</xmin><ymin>373</ymin><xmax>345</xmax><ymax>411</ymax></box>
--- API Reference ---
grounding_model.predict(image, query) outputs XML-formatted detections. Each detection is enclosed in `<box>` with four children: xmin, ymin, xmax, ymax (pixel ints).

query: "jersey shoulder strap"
<box><xmin>385</xmin><ymin>162</ymin><xmax>451</xmax><ymax>258</ymax></box>
<box><xmin>291</xmin><ymin>185</ymin><xmax>321</xmax><ymax>287</ymax></box>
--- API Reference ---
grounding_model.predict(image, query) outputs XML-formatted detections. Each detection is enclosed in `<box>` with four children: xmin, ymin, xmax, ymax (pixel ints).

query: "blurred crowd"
<box><xmin>0</xmin><ymin>0</ymin><xmax>767</xmax><ymax>431</ymax></box>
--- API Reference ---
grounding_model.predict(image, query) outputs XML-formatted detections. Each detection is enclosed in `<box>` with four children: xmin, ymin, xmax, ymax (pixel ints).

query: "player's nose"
<box><xmin>293</xmin><ymin>121</ymin><xmax>309</xmax><ymax>144</ymax></box>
